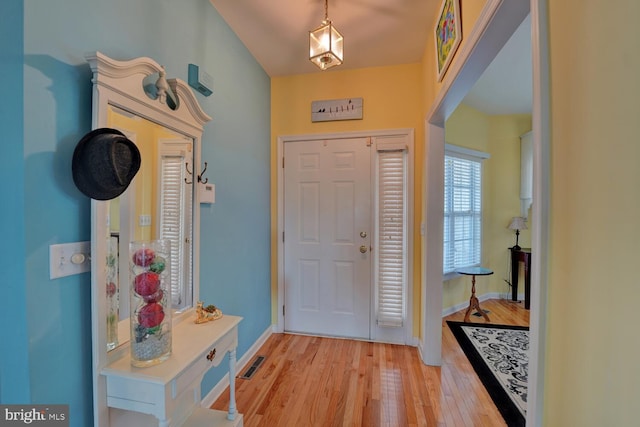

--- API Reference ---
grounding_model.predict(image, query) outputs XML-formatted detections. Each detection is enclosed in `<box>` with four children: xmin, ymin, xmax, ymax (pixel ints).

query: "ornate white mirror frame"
<box><xmin>86</xmin><ymin>51</ymin><xmax>212</xmax><ymax>426</ymax></box>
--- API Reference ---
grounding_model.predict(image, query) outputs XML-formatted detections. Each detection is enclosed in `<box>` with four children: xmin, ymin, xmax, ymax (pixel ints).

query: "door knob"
<box><xmin>360</xmin><ymin>231</ymin><xmax>367</xmax><ymax>238</ymax></box>
<box><xmin>359</xmin><ymin>245</ymin><xmax>368</xmax><ymax>253</ymax></box>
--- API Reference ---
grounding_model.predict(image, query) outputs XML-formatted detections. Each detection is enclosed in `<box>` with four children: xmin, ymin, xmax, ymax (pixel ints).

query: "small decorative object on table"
<box><xmin>195</xmin><ymin>300</ymin><xmax>223</xmax><ymax>324</ymax></box>
<box><xmin>129</xmin><ymin>240</ymin><xmax>172</xmax><ymax>367</ymax></box>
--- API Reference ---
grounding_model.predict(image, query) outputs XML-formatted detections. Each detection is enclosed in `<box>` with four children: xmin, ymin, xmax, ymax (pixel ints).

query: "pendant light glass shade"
<box><xmin>309</xmin><ymin>1</ymin><xmax>343</xmax><ymax>70</ymax></box>
<box><xmin>309</xmin><ymin>20</ymin><xmax>343</xmax><ymax>70</ymax></box>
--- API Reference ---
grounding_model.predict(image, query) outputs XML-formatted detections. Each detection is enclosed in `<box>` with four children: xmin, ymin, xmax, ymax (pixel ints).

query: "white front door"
<box><xmin>284</xmin><ymin>137</ymin><xmax>371</xmax><ymax>338</ymax></box>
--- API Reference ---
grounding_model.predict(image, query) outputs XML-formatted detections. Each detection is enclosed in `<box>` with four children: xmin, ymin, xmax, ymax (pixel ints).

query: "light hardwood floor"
<box><xmin>212</xmin><ymin>298</ymin><xmax>530</xmax><ymax>426</ymax></box>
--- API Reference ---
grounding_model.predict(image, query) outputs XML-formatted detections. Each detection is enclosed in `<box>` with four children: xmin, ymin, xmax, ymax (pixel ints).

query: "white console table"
<box><xmin>101</xmin><ymin>315</ymin><xmax>243</xmax><ymax>427</ymax></box>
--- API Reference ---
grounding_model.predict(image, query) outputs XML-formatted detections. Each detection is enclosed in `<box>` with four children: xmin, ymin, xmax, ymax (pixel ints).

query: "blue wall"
<box><xmin>0</xmin><ymin>0</ymin><xmax>29</xmax><ymax>403</ymax></box>
<box><xmin>2</xmin><ymin>0</ymin><xmax>271</xmax><ymax>425</ymax></box>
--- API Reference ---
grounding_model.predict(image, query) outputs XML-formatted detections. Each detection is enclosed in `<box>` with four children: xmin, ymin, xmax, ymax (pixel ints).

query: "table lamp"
<box><xmin>508</xmin><ymin>216</ymin><xmax>527</xmax><ymax>250</ymax></box>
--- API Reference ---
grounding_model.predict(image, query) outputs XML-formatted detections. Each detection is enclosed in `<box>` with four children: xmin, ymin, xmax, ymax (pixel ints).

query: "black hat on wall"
<box><xmin>72</xmin><ymin>128</ymin><xmax>141</xmax><ymax>200</ymax></box>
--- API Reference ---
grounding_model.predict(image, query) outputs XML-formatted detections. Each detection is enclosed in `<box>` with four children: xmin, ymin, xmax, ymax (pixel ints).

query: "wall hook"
<box><xmin>185</xmin><ymin>162</ymin><xmax>193</xmax><ymax>184</ymax></box>
<box><xmin>185</xmin><ymin>162</ymin><xmax>208</xmax><ymax>184</ymax></box>
<box><xmin>198</xmin><ymin>162</ymin><xmax>208</xmax><ymax>184</ymax></box>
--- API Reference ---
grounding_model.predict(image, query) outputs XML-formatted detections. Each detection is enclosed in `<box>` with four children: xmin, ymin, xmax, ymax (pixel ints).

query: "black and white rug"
<box><xmin>447</xmin><ymin>321</ymin><xmax>529</xmax><ymax>427</ymax></box>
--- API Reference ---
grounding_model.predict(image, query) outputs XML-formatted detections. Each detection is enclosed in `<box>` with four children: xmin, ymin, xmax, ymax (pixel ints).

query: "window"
<box><xmin>158</xmin><ymin>140</ymin><xmax>193</xmax><ymax>310</ymax></box>
<box><xmin>443</xmin><ymin>145</ymin><xmax>488</xmax><ymax>275</ymax></box>
<box><xmin>375</xmin><ymin>145</ymin><xmax>408</xmax><ymax>328</ymax></box>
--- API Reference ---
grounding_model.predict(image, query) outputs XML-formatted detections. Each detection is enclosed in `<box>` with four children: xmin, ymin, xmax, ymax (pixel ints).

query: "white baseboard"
<box><xmin>441</xmin><ymin>292</ymin><xmax>525</xmax><ymax>317</ymax></box>
<box><xmin>407</xmin><ymin>335</ymin><xmax>419</xmax><ymax>347</ymax></box>
<box><xmin>200</xmin><ymin>325</ymin><xmax>273</xmax><ymax>408</ymax></box>
<box><xmin>417</xmin><ymin>338</ymin><xmax>426</xmax><ymax>362</ymax></box>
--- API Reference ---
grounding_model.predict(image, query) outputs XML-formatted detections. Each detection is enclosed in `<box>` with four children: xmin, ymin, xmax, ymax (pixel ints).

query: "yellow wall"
<box><xmin>424</xmin><ymin>0</ymin><xmax>489</xmax><ymax>108</ymax></box>
<box><xmin>271</xmin><ymin>64</ymin><xmax>424</xmax><ymax>334</ymax></box>
<box><xmin>108</xmin><ymin>108</ymin><xmax>156</xmax><ymax>240</ymax></box>
<box><xmin>545</xmin><ymin>1</ymin><xmax>640</xmax><ymax>425</ymax></box>
<box><xmin>487</xmin><ymin>114</ymin><xmax>532</xmax><ymax>290</ymax></box>
<box><xmin>108</xmin><ymin>109</ymin><xmax>174</xmax><ymax>241</ymax></box>
<box><xmin>443</xmin><ymin>104</ymin><xmax>490</xmax><ymax>307</ymax></box>
<box><xmin>443</xmin><ymin>103</ymin><xmax>531</xmax><ymax>308</ymax></box>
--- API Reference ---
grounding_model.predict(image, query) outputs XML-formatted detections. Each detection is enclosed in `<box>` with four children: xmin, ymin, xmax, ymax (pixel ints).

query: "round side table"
<box><xmin>456</xmin><ymin>266</ymin><xmax>493</xmax><ymax>322</ymax></box>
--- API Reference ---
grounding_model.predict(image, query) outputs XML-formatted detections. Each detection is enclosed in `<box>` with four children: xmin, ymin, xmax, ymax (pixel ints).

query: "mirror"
<box><xmin>105</xmin><ymin>105</ymin><xmax>195</xmax><ymax>350</ymax></box>
<box><xmin>86</xmin><ymin>52</ymin><xmax>211</xmax><ymax>363</ymax></box>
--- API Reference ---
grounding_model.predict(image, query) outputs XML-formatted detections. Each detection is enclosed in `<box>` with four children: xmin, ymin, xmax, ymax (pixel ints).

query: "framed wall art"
<box><xmin>434</xmin><ymin>0</ymin><xmax>462</xmax><ymax>81</ymax></box>
<box><xmin>311</xmin><ymin>98</ymin><xmax>363</xmax><ymax>122</ymax></box>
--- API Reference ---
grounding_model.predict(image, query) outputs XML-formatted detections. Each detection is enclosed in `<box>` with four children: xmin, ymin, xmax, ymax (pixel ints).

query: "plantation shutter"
<box><xmin>443</xmin><ymin>148</ymin><xmax>484</xmax><ymax>274</ymax></box>
<box><xmin>158</xmin><ymin>148</ymin><xmax>191</xmax><ymax>309</ymax></box>
<box><xmin>376</xmin><ymin>146</ymin><xmax>407</xmax><ymax>328</ymax></box>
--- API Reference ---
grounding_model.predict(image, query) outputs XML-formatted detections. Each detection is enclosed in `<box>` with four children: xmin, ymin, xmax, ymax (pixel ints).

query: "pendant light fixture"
<box><xmin>309</xmin><ymin>0</ymin><xmax>343</xmax><ymax>70</ymax></box>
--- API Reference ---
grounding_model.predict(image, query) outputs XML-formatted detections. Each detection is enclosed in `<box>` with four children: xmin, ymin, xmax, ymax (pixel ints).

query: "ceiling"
<box><xmin>209</xmin><ymin>0</ymin><xmax>531</xmax><ymax>114</ymax></box>
<box><xmin>464</xmin><ymin>14</ymin><xmax>532</xmax><ymax>115</ymax></box>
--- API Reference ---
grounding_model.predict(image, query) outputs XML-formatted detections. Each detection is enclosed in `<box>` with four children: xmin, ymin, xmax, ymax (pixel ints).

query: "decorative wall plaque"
<box><xmin>311</xmin><ymin>98</ymin><xmax>363</xmax><ymax>122</ymax></box>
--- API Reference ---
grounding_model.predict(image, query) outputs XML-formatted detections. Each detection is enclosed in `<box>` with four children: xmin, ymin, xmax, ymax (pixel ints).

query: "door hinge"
<box><xmin>282</xmin><ymin>231</ymin><xmax>285</xmax><ymax>242</ymax></box>
<box><xmin>366</xmin><ymin>137</ymin><xmax>372</xmax><ymax>147</ymax></box>
<box><xmin>282</xmin><ymin>305</ymin><xmax>285</xmax><ymax>316</ymax></box>
<box><xmin>282</xmin><ymin>157</ymin><xmax>285</xmax><ymax>168</ymax></box>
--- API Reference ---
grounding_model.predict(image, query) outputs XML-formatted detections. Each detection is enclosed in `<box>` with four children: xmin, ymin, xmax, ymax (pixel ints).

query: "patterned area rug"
<box><xmin>447</xmin><ymin>321</ymin><xmax>529</xmax><ymax>427</ymax></box>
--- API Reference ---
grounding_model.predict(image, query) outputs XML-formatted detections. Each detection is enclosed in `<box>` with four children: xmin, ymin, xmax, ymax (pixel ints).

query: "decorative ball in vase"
<box><xmin>129</xmin><ymin>240</ymin><xmax>172</xmax><ymax>367</ymax></box>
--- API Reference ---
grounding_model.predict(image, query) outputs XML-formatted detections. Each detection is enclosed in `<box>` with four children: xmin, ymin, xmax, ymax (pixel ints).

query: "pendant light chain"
<box><xmin>324</xmin><ymin>0</ymin><xmax>329</xmax><ymax>21</ymax></box>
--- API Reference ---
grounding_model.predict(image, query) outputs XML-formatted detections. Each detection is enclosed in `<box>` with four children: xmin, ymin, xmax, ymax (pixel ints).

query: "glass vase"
<box><xmin>129</xmin><ymin>239</ymin><xmax>172</xmax><ymax>367</ymax></box>
<box><xmin>106</xmin><ymin>235</ymin><xmax>119</xmax><ymax>351</ymax></box>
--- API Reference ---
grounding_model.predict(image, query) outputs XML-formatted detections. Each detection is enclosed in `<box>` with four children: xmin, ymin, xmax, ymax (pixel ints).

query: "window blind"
<box><xmin>376</xmin><ymin>150</ymin><xmax>406</xmax><ymax>328</ymax></box>
<box><xmin>443</xmin><ymin>153</ymin><xmax>482</xmax><ymax>274</ymax></box>
<box><xmin>159</xmin><ymin>153</ymin><xmax>189</xmax><ymax>308</ymax></box>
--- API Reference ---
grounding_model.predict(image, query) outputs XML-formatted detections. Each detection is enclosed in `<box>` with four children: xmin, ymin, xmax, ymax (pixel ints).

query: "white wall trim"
<box><xmin>276</xmin><ymin>136</ymin><xmax>285</xmax><ymax>334</ymax></box>
<box><xmin>200</xmin><ymin>326</ymin><xmax>273</xmax><ymax>408</ymax></box>
<box><xmin>526</xmin><ymin>1</ymin><xmax>551</xmax><ymax>425</ymax></box>
<box><xmin>444</xmin><ymin>143</ymin><xmax>491</xmax><ymax>160</ymax></box>
<box><xmin>278</xmin><ymin>128</ymin><xmax>415</xmax><ymax>143</ymax></box>
<box><xmin>421</xmin><ymin>123</ymin><xmax>444</xmax><ymax>365</ymax></box>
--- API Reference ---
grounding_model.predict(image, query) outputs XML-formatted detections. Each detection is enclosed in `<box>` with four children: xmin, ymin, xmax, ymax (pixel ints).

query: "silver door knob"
<box><xmin>359</xmin><ymin>245</ymin><xmax>368</xmax><ymax>253</ymax></box>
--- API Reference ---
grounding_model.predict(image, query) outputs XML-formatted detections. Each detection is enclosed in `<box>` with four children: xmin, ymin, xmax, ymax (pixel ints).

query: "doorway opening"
<box><xmin>421</xmin><ymin>1</ymin><xmax>549</xmax><ymax>426</ymax></box>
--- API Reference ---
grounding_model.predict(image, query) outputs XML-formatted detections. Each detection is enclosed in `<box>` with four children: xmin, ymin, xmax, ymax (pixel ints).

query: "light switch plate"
<box><xmin>139</xmin><ymin>214</ymin><xmax>151</xmax><ymax>226</ymax></box>
<box><xmin>50</xmin><ymin>241</ymin><xmax>91</xmax><ymax>279</ymax></box>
